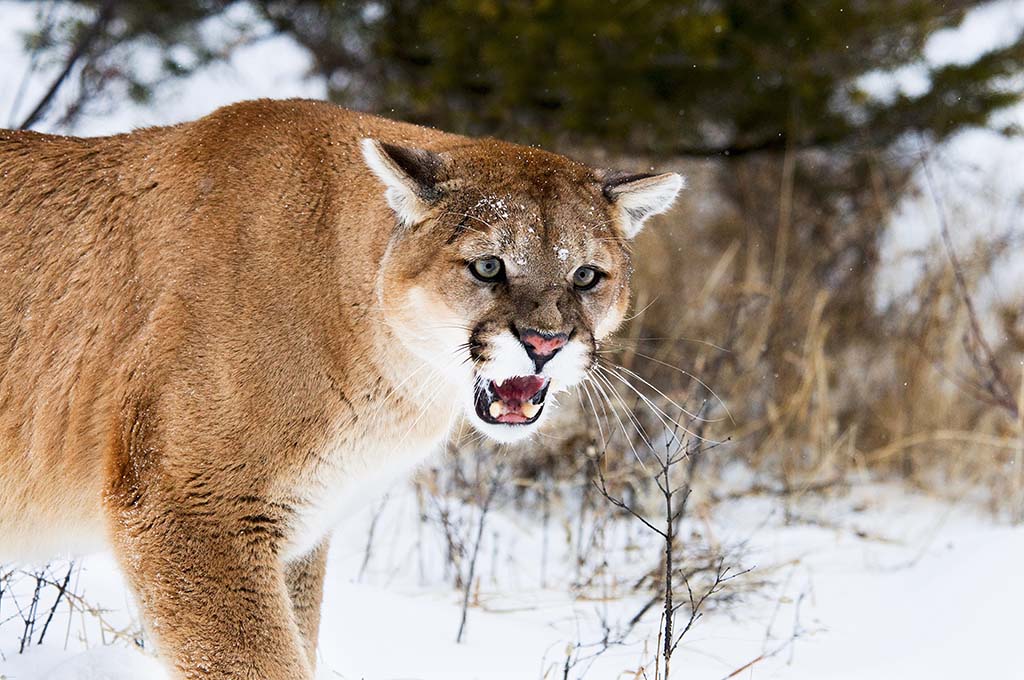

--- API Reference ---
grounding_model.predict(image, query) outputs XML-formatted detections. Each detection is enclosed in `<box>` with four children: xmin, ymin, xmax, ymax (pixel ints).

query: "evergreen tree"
<box><xmin>14</xmin><ymin>0</ymin><xmax>1024</xmax><ymax>156</ymax></box>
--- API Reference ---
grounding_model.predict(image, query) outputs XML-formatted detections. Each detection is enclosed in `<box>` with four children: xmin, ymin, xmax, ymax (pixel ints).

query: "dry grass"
<box><xmin>617</xmin><ymin>148</ymin><xmax>1023</xmax><ymax>518</ymax></box>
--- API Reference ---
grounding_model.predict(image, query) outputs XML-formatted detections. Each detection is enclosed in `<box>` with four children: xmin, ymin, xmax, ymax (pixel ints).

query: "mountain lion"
<box><xmin>0</xmin><ymin>98</ymin><xmax>681</xmax><ymax>678</ymax></box>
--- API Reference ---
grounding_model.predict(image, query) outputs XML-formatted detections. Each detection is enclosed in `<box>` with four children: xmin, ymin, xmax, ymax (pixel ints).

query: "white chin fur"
<box><xmin>471</xmin><ymin>416</ymin><xmax>547</xmax><ymax>444</ymax></box>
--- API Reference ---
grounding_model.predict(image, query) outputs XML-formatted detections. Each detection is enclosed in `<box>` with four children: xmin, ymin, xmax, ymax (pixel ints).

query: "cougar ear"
<box><xmin>361</xmin><ymin>139</ymin><xmax>448</xmax><ymax>227</ymax></box>
<box><xmin>600</xmin><ymin>170</ymin><xmax>684</xmax><ymax>238</ymax></box>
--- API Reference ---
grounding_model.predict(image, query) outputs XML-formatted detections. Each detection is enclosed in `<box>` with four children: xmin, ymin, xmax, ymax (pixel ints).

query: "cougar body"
<box><xmin>0</xmin><ymin>98</ymin><xmax>680</xmax><ymax>678</ymax></box>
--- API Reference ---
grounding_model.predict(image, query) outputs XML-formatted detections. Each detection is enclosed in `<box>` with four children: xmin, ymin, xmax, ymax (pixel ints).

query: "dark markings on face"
<box><xmin>445</xmin><ymin>214</ymin><xmax>473</xmax><ymax>245</ymax></box>
<box><xmin>468</xmin><ymin>321</ymin><xmax>487</xmax><ymax>363</ymax></box>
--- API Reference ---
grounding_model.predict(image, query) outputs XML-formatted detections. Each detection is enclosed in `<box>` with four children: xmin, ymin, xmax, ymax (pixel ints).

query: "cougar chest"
<box><xmin>282</xmin><ymin>396</ymin><xmax>460</xmax><ymax>561</ymax></box>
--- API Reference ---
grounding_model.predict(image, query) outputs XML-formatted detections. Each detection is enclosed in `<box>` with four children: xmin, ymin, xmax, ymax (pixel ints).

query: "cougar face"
<box><xmin>365</xmin><ymin>139</ymin><xmax>682</xmax><ymax>443</ymax></box>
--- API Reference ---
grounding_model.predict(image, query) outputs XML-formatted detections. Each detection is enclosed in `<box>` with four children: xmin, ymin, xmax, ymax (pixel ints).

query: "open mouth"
<box><xmin>474</xmin><ymin>375</ymin><xmax>550</xmax><ymax>425</ymax></box>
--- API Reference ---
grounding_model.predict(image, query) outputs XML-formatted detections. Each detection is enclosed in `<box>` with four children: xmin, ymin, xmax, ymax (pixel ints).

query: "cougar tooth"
<box><xmin>521</xmin><ymin>402</ymin><xmax>540</xmax><ymax>419</ymax></box>
<box><xmin>489</xmin><ymin>400</ymin><xmax>505</xmax><ymax>419</ymax></box>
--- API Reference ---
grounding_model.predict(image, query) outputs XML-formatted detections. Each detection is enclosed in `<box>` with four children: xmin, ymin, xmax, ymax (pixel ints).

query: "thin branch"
<box><xmin>455</xmin><ymin>463</ymin><xmax>504</xmax><ymax>644</ymax></box>
<box><xmin>18</xmin><ymin>0</ymin><xmax>117</xmax><ymax>131</ymax></box>
<box><xmin>593</xmin><ymin>470</ymin><xmax>666</xmax><ymax>539</ymax></box>
<box><xmin>919</xmin><ymin>144</ymin><xmax>1019</xmax><ymax>420</ymax></box>
<box><xmin>357</xmin><ymin>494</ymin><xmax>389</xmax><ymax>583</ymax></box>
<box><xmin>36</xmin><ymin>561</ymin><xmax>75</xmax><ymax>645</ymax></box>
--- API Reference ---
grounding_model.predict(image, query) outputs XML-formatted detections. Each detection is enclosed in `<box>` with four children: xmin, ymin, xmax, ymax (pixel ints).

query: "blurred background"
<box><xmin>2</xmin><ymin>2</ymin><xmax>1024</xmax><ymax>679</ymax></box>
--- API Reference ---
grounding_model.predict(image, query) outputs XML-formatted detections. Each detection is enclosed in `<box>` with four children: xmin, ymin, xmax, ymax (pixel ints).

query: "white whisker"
<box><xmin>602</xmin><ymin>361</ymin><xmax>718</xmax><ymax>424</ymax></box>
<box><xmin>595</xmin><ymin>365</ymin><xmax>686</xmax><ymax>440</ymax></box>
<box><xmin>585</xmin><ymin>374</ymin><xmax>647</xmax><ymax>468</ymax></box>
<box><xmin>590</xmin><ymin>369</ymin><xmax>655</xmax><ymax>448</ymax></box>
<box><xmin>579</xmin><ymin>380</ymin><xmax>608</xmax><ymax>453</ymax></box>
<box><xmin>595</xmin><ymin>364</ymin><xmax>709</xmax><ymax>445</ymax></box>
<box><xmin>609</xmin><ymin>349</ymin><xmax>734</xmax><ymax>423</ymax></box>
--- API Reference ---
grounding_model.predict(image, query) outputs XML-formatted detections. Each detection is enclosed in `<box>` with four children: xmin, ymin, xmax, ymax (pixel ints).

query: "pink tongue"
<box><xmin>493</xmin><ymin>376</ymin><xmax>545</xmax><ymax>404</ymax></box>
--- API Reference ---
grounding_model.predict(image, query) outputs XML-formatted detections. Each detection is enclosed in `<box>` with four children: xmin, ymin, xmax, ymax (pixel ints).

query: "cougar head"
<box><xmin>364</xmin><ymin>138</ymin><xmax>682</xmax><ymax>443</ymax></box>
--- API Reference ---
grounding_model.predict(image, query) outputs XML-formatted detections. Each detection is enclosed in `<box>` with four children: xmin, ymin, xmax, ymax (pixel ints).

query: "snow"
<box><xmin>3</xmin><ymin>482</ymin><xmax>1022</xmax><ymax>679</ymax></box>
<box><xmin>924</xmin><ymin>0</ymin><xmax>1024</xmax><ymax>67</ymax></box>
<box><xmin>471</xmin><ymin>197</ymin><xmax>512</xmax><ymax>220</ymax></box>
<box><xmin>321</xmin><ymin>484</ymin><xmax>1024</xmax><ymax>680</ymax></box>
<box><xmin>702</xmin><ymin>488</ymin><xmax>1024</xmax><ymax>680</ymax></box>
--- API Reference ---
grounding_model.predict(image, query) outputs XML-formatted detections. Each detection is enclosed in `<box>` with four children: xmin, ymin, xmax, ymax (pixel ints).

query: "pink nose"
<box><xmin>519</xmin><ymin>329</ymin><xmax>568</xmax><ymax>357</ymax></box>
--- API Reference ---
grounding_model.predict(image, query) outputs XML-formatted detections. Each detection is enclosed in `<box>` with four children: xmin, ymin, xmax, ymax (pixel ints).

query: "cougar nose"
<box><xmin>518</xmin><ymin>327</ymin><xmax>569</xmax><ymax>372</ymax></box>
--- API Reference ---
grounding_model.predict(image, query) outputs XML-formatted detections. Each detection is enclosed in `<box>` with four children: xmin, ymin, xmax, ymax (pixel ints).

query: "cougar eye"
<box><xmin>572</xmin><ymin>266</ymin><xmax>600</xmax><ymax>290</ymax></box>
<box><xmin>470</xmin><ymin>256</ymin><xmax>505</xmax><ymax>282</ymax></box>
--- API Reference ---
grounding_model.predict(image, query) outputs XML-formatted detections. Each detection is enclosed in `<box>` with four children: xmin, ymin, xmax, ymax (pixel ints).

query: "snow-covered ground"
<box><xmin>2</xmin><ymin>480</ymin><xmax>1021</xmax><ymax>679</ymax></box>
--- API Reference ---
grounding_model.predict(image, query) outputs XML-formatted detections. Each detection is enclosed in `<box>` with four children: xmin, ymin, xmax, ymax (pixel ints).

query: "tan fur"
<box><xmin>0</xmin><ymin>98</ymin><xmax>679</xmax><ymax>678</ymax></box>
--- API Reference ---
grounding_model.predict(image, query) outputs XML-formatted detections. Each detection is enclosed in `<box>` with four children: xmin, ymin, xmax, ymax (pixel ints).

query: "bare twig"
<box><xmin>357</xmin><ymin>494</ymin><xmax>389</xmax><ymax>582</ymax></box>
<box><xmin>919</xmin><ymin>146</ymin><xmax>1019</xmax><ymax>420</ymax></box>
<box><xmin>590</xmin><ymin>385</ymin><xmax>737</xmax><ymax>679</ymax></box>
<box><xmin>455</xmin><ymin>463</ymin><xmax>504</xmax><ymax>643</ymax></box>
<box><xmin>18</xmin><ymin>569</ymin><xmax>45</xmax><ymax>653</ymax></box>
<box><xmin>36</xmin><ymin>561</ymin><xmax>75</xmax><ymax>645</ymax></box>
<box><xmin>18</xmin><ymin>0</ymin><xmax>117</xmax><ymax>131</ymax></box>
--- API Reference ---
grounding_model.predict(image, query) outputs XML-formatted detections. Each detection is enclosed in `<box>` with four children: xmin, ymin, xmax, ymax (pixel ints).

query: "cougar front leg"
<box><xmin>109</xmin><ymin>501</ymin><xmax>313</xmax><ymax>680</ymax></box>
<box><xmin>285</xmin><ymin>540</ymin><xmax>329</xmax><ymax>667</ymax></box>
